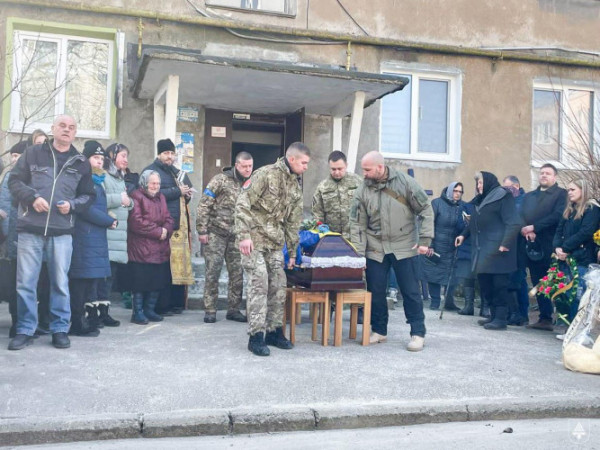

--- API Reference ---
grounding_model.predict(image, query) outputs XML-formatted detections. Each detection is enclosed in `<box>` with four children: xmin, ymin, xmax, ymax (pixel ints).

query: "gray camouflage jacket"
<box><xmin>234</xmin><ymin>158</ymin><xmax>303</xmax><ymax>253</ymax></box>
<box><xmin>197</xmin><ymin>167</ymin><xmax>243</xmax><ymax>237</ymax></box>
<box><xmin>312</xmin><ymin>172</ymin><xmax>361</xmax><ymax>239</ymax></box>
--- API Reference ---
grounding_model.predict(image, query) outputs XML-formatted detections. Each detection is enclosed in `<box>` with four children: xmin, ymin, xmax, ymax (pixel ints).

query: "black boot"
<box><xmin>143</xmin><ymin>292</ymin><xmax>164</xmax><ymax>322</ymax></box>
<box><xmin>477</xmin><ymin>305</ymin><xmax>495</xmax><ymax>325</ymax></box>
<box><xmin>98</xmin><ymin>302</ymin><xmax>120</xmax><ymax>327</ymax></box>
<box><xmin>265</xmin><ymin>327</ymin><xmax>294</xmax><ymax>349</ymax></box>
<box><xmin>443</xmin><ymin>285</ymin><xmax>460</xmax><ymax>311</ymax></box>
<box><xmin>8</xmin><ymin>298</ymin><xmax>17</xmax><ymax>338</ymax></box>
<box><xmin>69</xmin><ymin>314</ymin><xmax>100</xmax><ymax>337</ymax></box>
<box><xmin>479</xmin><ymin>296</ymin><xmax>491</xmax><ymax>318</ymax></box>
<box><xmin>85</xmin><ymin>303</ymin><xmax>102</xmax><ymax>332</ymax></box>
<box><xmin>484</xmin><ymin>306</ymin><xmax>508</xmax><ymax>330</ymax></box>
<box><xmin>131</xmin><ymin>293</ymin><xmax>149</xmax><ymax>325</ymax></box>
<box><xmin>248</xmin><ymin>332</ymin><xmax>270</xmax><ymax>356</ymax></box>
<box><xmin>506</xmin><ymin>292</ymin><xmax>526</xmax><ymax>326</ymax></box>
<box><xmin>458</xmin><ymin>287</ymin><xmax>475</xmax><ymax>316</ymax></box>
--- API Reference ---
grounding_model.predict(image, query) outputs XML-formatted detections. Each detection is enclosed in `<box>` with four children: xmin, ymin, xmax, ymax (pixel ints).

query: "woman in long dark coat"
<box><xmin>456</xmin><ymin>171</ymin><xmax>521</xmax><ymax>330</ymax></box>
<box><xmin>422</xmin><ymin>182</ymin><xmax>466</xmax><ymax>310</ymax></box>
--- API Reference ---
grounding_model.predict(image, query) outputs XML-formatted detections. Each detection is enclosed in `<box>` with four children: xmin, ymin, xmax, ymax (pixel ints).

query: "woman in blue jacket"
<box><xmin>68</xmin><ymin>142</ymin><xmax>117</xmax><ymax>336</ymax></box>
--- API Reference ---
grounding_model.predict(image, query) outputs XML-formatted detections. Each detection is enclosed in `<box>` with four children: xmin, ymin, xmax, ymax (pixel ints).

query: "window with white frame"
<box><xmin>380</xmin><ymin>70</ymin><xmax>461</xmax><ymax>162</ymax></box>
<box><xmin>205</xmin><ymin>0</ymin><xmax>296</xmax><ymax>15</ymax></box>
<box><xmin>532</xmin><ymin>82</ymin><xmax>598</xmax><ymax>167</ymax></box>
<box><xmin>10</xmin><ymin>30</ymin><xmax>114</xmax><ymax>138</ymax></box>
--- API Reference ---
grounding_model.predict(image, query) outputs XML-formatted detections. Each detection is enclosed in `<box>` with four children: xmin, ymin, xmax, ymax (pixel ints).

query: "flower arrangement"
<box><xmin>300</xmin><ymin>219</ymin><xmax>322</xmax><ymax>231</ymax></box>
<box><xmin>594</xmin><ymin>229</ymin><xmax>600</xmax><ymax>246</ymax></box>
<box><xmin>537</xmin><ymin>255</ymin><xmax>579</xmax><ymax>325</ymax></box>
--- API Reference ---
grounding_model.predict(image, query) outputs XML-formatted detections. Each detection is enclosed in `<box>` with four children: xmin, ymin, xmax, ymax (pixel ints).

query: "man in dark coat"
<box><xmin>456</xmin><ymin>171</ymin><xmax>521</xmax><ymax>330</ymax></box>
<box><xmin>521</xmin><ymin>164</ymin><xmax>567</xmax><ymax>331</ymax></box>
<box><xmin>143</xmin><ymin>139</ymin><xmax>193</xmax><ymax>315</ymax></box>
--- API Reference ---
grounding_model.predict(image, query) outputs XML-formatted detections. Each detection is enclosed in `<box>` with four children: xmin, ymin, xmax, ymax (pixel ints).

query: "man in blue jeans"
<box><xmin>350</xmin><ymin>152</ymin><xmax>433</xmax><ymax>352</ymax></box>
<box><xmin>8</xmin><ymin>115</ymin><xmax>95</xmax><ymax>350</ymax></box>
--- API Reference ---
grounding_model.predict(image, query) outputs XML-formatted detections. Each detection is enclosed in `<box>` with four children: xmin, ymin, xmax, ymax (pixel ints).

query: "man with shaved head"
<box><xmin>8</xmin><ymin>115</ymin><xmax>96</xmax><ymax>350</ymax></box>
<box><xmin>350</xmin><ymin>151</ymin><xmax>433</xmax><ymax>352</ymax></box>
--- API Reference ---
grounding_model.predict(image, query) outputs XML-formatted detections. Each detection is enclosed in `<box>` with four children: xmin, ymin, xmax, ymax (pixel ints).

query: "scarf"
<box><xmin>92</xmin><ymin>168</ymin><xmax>106</xmax><ymax>185</ymax></box>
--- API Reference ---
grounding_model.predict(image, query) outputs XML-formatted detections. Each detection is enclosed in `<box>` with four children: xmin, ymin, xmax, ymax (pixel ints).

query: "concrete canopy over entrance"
<box><xmin>132</xmin><ymin>48</ymin><xmax>409</xmax><ymax>172</ymax></box>
<box><xmin>132</xmin><ymin>50</ymin><xmax>408</xmax><ymax>116</ymax></box>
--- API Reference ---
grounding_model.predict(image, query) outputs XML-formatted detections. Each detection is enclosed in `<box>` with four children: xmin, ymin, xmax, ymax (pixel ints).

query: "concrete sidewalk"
<box><xmin>1</xmin><ymin>302</ymin><xmax>599</xmax><ymax>446</ymax></box>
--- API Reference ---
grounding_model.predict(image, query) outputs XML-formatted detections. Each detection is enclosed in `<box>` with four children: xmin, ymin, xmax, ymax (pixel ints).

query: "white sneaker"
<box><xmin>369</xmin><ymin>332</ymin><xmax>387</xmax><ymax>344</ymax></box>
<box><xmin>555</xmin><ymin>334</ymin><xmax>565</xmax><ymax>341</ymax></box>
<box><xmin>407</xmin><ymin>335</ymin><xmax>425</xmax><ymax>352</ymax></box>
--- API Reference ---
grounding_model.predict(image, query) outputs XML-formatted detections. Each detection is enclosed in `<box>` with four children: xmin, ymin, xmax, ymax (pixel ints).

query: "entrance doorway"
<box><xmin>203</xmin><ymin>108</ymin><xmax>304</xmax><ymax>187</ymax></box>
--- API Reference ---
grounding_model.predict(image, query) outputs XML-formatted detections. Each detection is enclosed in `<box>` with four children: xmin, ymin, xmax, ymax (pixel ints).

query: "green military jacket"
<box><xmin>196</xmin><ymin>167</ymin><xmax>243</xmax><ymax>237</ymax></box>
<box><xmin>312</xmin><ymin>172</ymin><xmax>362</xmax><ymax>239</ymax></box>
<box><xmin>234</xmin><ymin>158</ymin><xmax>303</xmax><ymax>253</ymax></box>
<box><xmin>349</xmin><ymin>166</ymin><xmax>434</xmax><ymax>262</ymax></box>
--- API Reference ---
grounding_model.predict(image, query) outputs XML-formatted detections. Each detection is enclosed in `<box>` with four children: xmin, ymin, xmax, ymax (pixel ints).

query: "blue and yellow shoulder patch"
<box><xmin>203</xmin><ymin>188</ymin><xmax>216</xmax><ymax>198</ymax></box>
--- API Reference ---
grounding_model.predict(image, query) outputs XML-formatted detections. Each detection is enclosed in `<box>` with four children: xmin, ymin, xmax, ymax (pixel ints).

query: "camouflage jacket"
<box><xmin>234</xmin><ymin>158</ymin><xmax>303</xmax><ymax>253</ymax></box>
<box><xmin>312</xmin><ymin>172</ymin><xmax>362</xmax><ymax>239</ymax></box>
<box><xmin>196</xmin><ymin>168</ymin><xmax>244</xmax><ymax>237</ymax></box>
<box><xmin>349</xmin><ymin>166</ymin><xmax>434</xmax><ymax>263</ymax></box>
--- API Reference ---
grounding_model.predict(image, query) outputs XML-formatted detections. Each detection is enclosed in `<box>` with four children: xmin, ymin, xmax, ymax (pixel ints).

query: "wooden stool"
<box><xmin>285</xmin><ymin>288</ymin><xmax>330</xmax><ymax>346</ymax></box>
<box><xmin>333</xmin><ymin>290</ymin><xmax>371</xmax><ymax>346</ymax></box>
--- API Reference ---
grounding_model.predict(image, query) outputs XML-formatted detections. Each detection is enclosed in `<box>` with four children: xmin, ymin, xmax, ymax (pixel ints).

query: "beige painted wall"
<box><xmin>1</xmin><ymin>1</ymin><xmax>598</xmax><ymax>208</ymax></box>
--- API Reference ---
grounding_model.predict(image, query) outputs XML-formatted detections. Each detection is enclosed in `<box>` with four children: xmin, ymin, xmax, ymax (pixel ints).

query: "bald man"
<box><xmin>349</xmin><ymin>151</ymin><xmax>433</xmax><ymax>352</ymax></box>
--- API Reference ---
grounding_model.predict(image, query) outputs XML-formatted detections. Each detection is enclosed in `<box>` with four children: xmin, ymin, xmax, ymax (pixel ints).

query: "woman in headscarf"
<box><xmin>456</xmin><ymin>171</ymin><xmax>521</xmax><ymax>330</ymax></box>
<box><xmin>127</xmin><ymin>170</ymin><xmax>174</xmax><ymax>324</ymax></box>
<box><xmin>553</xmin><ymin>178</ymin><xmax>600</xmax><ymax>324</ymax></box>
<box><xmin>422</xmin><ymin>181</ymin><xmax>466</xmax><ymax>311</ymax></box>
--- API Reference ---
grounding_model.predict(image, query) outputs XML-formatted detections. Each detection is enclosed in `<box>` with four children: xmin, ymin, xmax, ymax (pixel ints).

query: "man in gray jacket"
<box><xmin>350</xmin><ymin>151</ymin><xmax>433</xmax><ymax>351</ymax></box>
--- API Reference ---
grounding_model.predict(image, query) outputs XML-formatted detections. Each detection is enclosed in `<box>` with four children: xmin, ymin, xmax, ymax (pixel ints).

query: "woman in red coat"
<box><xmin>127</xmin><ymin>170</ymin><xmax>174</xmax><ymax>324</ymax></box>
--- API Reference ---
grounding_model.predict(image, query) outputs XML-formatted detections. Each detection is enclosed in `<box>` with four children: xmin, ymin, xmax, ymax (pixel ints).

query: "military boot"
<box><xmin>248</xmin><ymin>332</ymin><xmax>270</xmax><ymax>356</ymax></box>
<box><xmin>265</xmin><ymin>327</ymin><xmax>294</xmax><ymax>349</ymax></box>
<box><xmin>143</xmin><ymin>291</ymin><xmax>164</xmax><ymax>322</ymax></box>
<box><xmin>131</xmin><ymin>293</ymin><xmax>149</xmax><ymax>325</ymax></box>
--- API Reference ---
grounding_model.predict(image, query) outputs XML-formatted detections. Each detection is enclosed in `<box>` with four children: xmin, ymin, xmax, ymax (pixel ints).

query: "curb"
<box><xmin>1</xmin><ymin>396</ymin><xmax>599</xmax><ymax>446</ymax></box>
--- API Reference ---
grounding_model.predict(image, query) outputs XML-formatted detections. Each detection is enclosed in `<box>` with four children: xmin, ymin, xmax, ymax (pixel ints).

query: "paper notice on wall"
<box><xmin>175</xmin><ymin>132</ymin><xmax>194</xmax><ymax>173</ymax></box>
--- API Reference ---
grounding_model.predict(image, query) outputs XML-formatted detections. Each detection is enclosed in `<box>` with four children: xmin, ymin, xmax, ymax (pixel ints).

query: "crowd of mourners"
<box><xmin>1</xmin><ymin>113</ymin><xmax>597</xmax><ymax>354</ymax></box>
<box><xmin>422</xmin><ymin>165</ymin><xmax>598</xmax><ymax>342</ymax></box>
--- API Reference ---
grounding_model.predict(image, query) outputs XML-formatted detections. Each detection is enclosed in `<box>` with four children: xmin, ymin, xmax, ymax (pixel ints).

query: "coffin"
<box><xmin>285</xmin><ymin>234</ymin><xmax>366</xmax><ymax>290</ymax></box>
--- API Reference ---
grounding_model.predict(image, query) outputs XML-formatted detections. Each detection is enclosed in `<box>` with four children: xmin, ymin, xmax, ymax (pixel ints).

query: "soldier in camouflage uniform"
<box><xmin>312</xmin><ymin>150</ymin><xmax>361</xmax><ymax>240</ymax></box>
<box><xmin>235</xmin><ymin>142</ymin><xmax>311</xmax><ymax>356</ymax></box>
<box><xmin>197</xmin><ymin>152</ymin><xmax>253</xmax><ymax>323</ymax></box>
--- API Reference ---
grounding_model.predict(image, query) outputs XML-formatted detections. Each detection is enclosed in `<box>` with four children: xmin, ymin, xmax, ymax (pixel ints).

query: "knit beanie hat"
<box><xmin>83</xmin><ymin>140</ymin><xmax>105</xmax><ymax>159</ymax></box>
<box><xmin>157</xmin><ymin>138</ymin><xmax>175</xmax><ymax>154</ymax></box>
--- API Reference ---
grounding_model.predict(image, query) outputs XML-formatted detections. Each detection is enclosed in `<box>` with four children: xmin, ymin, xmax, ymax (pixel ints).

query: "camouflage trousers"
<box><xmin>241</xmin><ymin>248</ymin><xmax>286</xmax><ymax>336</ymax></box>
<box><xmin>203</xmin><ymin>232</ymin><xmax>243</xmax><ymax>313</ymax></box>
